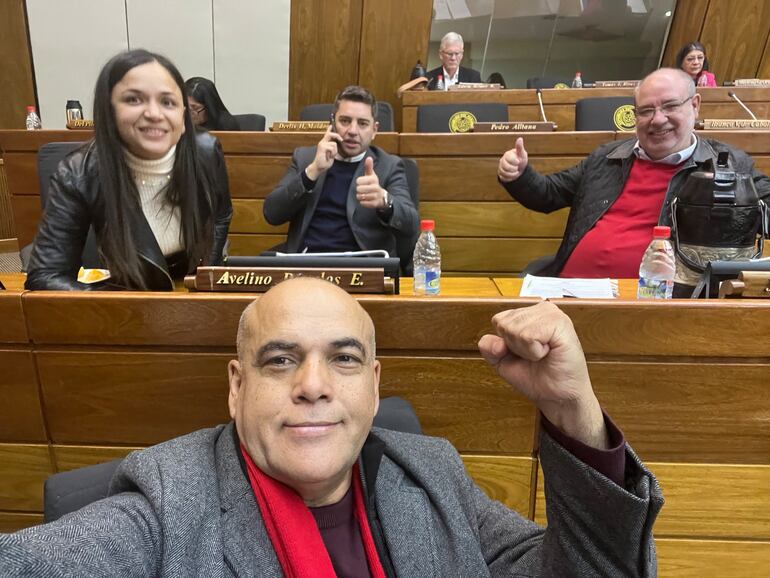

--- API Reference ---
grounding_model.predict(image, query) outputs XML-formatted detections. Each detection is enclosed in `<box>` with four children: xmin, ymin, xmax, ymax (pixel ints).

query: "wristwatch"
<box><xmin>379</xmin><ymin>190</ymin><xmax>394</xmax><ymax>212</ymax></box>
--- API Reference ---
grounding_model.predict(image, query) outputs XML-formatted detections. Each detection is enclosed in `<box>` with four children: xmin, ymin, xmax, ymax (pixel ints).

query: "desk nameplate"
<box><xmin>270</xmin><ymin>121</ymin><xmax>328</xmax><ymax>132</ymax></box>
<box><xmin>185</xmin><ymin>266</ymin><xmax>394</xmax><ymax>294</ymax></box>
<box><xmin>472</xmin><ymin>121</ymin><xmax>557</xmax><ymax>132</ymax></box>
<box><xmin>696</xmin><ymin>119</ymin><xmax>770</xmax><ymax>130</ymax></box>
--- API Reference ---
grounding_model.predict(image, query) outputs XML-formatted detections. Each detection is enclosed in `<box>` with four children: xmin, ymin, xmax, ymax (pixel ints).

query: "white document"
<box><xmin>520</xmin><ymin>275</ymin><xmax>616</xmax><ymax>299</ymax></box>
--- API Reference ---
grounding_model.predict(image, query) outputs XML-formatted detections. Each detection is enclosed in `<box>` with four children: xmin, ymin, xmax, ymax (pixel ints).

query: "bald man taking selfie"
<box><xmin>1</xmin><ymin>278</ymin><xmax>662</xmax><ymax>577</ymax></box>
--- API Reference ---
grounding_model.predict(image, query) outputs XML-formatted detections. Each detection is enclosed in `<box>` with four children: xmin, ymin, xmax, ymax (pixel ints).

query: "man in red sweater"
<box><xmin>498</xmin><ymin>68</ymin><xmax>770</xmax><ymax>282</ymax></box>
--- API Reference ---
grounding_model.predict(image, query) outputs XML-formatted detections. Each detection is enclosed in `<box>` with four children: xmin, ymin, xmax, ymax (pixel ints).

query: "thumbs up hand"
<box><xmin>498</xmin><ymin>137</ymin><xmax>529</xmax><ymax>183</ymax></box>
<box><xmin>356</xmin><ymin>156</ymin><xmax>388</xmax><ymax>210</ymax></box>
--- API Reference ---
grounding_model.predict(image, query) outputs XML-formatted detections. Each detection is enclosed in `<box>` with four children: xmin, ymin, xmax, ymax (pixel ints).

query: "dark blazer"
<box><xmin>426</xmin><ymin>65</ymin><xmax>482</xmax><ymax>89</ymax></box>
<box><xmin>0</xmin><ymin>422</ymin><xmax>663</xmax><ymax>576</ymax></box>
<box><xmin>264</xmin><ymin>145</ymin><xmax>419</xmax><ymax>256</ymax></box>
<box><xmin>25</xmin><ymin>131</ymin><xmax>232</xmax><ymax>291</ymax></box>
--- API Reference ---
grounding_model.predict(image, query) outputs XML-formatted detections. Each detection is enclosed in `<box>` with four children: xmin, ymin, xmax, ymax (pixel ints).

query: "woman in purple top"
<box><xmin>676</xmin><ymin>41</ymin><xmax>717</xmax><ymax>87</ymax></box>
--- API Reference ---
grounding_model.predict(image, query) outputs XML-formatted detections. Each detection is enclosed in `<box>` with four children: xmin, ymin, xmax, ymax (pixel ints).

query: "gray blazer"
<box><xmin>0</xmin><ymin>423</ymin><xmax>663</xmax><ymax>577</ymax></box>
<box><xmin>263</xmin><ymin>145</ymin><xmax>419</xmax><ymax>256</ymax></box>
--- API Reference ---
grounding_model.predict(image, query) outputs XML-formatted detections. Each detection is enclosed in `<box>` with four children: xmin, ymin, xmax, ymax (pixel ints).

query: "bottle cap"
<box><xmin>653</xmin><ymin>225</ymin><xmax>671</xmax><ymax>238</ymax></box>
<box><xmin>66</xmin><ymin>100</ymin><xmax>81</xmax><ymax>107</ymax></box>
<box><xmin>420</xmin><ymin>219</ymin><xmax>435</xmax><ymax>232</ymax></box>
<box><xmin>575</xmin><ymin>72</ymin><xmax>582</xmax><ymax>76</ymax></box>
<box><xmin>26</xmin><ymin>105</ymin><xmax>36</xmax><ymax>112</ymax></box>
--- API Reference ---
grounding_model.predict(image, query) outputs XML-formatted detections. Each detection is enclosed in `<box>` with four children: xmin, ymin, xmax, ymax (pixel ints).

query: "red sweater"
<box><xmin>560</xmin><ymin>159</ymin><xmax>681</xmax><ymax>278</ymax></box>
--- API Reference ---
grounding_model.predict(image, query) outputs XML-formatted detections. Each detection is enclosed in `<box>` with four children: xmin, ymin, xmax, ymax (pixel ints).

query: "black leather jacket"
<box><xmin>503</xmin><ymin>136</ymin><xmax>770</xmax><ymax>276</ymax></box>
<box><xmin>25</xmin><ymin>131</ymin><xmax>232</xmax><ymax>291</ymax></box>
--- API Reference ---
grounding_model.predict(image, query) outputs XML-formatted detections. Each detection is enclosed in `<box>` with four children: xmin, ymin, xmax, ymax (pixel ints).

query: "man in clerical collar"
<box><xmin>426</xmin><ymin>32</ymin><xmax>482</xmax><ymax>90</ymax></box>
<box><xmin>498</xmin><ymin>68</ymin><xmax>770</xmax><ymax>283</ymax></box>
<box><xmin>264</xmin><ymin>85</ymin><xmax>418</xmax><ymax>259</ymax></box>
<box><xmin>1</xmin><ymin>277</ymin><xmax>663</xmax><ymax>576</ymax></box>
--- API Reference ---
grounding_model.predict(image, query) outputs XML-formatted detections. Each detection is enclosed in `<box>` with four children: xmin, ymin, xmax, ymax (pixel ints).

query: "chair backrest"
<box><xmin>38</xmin><ymin>142</ymin><xmax>85</xmax><ymax>209</ymax></box>
<box><xmin>43</xmin><ymin>396</ymin><xmax>422</xmax><ymax>522</ymax></box>
<box><xmin>398</xmin><ymin>157</ymin><xmax>420</xmax><ymax>275</ymax></box>
<box><xmin>299</xmin><ymin>102</ymin><xmax>395</xmax><ymax>131</ymax></box>
<box><xmin>233</xmin><ymin>113</ymin><xmax>266</xmax><ymax>131</ymax></box>
<box><xmin>416</xmin><ymin>103</ymin><xmax>508</xmax><ymax>133</ymax></box>
<box><xmin>526</xmin><ymin>76</ymin><xmax>571</xmax><ymax>89</ymax></box>
<box><xmin>575</xmin><ymin>96</ymin><xmax>636</xmax><ymax>131</ymax></box>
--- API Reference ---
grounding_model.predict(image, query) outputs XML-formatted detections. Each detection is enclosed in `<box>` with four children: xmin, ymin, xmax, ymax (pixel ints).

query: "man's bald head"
<box><xmin>228</xmin><ymin>276</ymin><xmax>381</xmax><ymax>507</ymax></box>
<box><xmin>236</xmin><ymin>277</ymin><xmax>376</xmax><ymax>363</ymax></box>
<box><xmin>634</xmin><ymin>68</ymin><xmax>695</xmax><ymax>101</ymax></box>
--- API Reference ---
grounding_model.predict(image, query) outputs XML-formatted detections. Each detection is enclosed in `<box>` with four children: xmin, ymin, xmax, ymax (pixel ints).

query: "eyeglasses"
<box><xmin>634</xmin><ymin>96</ymin><xmax>693</xmax><ymax>120</ymax></box>
<box><xmin>189</xmin><ymin>105</ymin><xmax>206</xmax><ymax>115</ymax></box>
<box><xmin>440</xmin><ymin>51</ymin><xmax>463</xmax><ymax>58</ymax></box>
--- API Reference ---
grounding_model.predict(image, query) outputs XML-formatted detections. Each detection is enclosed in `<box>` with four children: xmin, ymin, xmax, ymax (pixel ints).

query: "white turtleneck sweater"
<box><xmin>123</xmin><ymin>146</ymin><xmax>184</xmax><ymax>257</ymax></box>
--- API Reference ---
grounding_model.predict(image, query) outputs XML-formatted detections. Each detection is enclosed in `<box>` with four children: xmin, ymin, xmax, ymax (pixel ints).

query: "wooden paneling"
<box><xmin>226</xmin><ymin>156</ymin><xmax>292</xmax><ymax>199</ymax></box>
<box><xmin>9</xmin><ymin>193</ymin><xmax>39</xmax><ymax>248</ymax></box>
<box><xmin>288</xmin><ymin>0</ymin><xmax>363</xmax><ymax>120</ymax></box>
<box><xmin>414</xmin><ymin>157</ymin><xmax>584</xmax><ymax>202</ymax></box>
<box><xmin>23</xmin><ymin>292</ymin><xmax>250</xmax><ymax>347</ymax></box>
<box><xmin>759</xmin><ymin>27</ymin><xmax>770</xmax><ymax>78</ymax></box>
<box><xmin>657</xmin><ymin>538</ymin><xmax>770</xmax><ymax>577</ymax></box>
<box><xmin>0</xmin><ymin>443</ymin><xmax>52</xmax><ymax>511</ymax></box>
<box><xmin>0</xmin><ymin>292</ymin><xmax>27</xmax><ymax>343</ymax></box>
<box><xmin>0</xmin><ymin>1</ymin><xmax>36</xmax><ymax>130</ymax></box>
<box><xmin>399</xmin><ymin>131</ymin><xmax>613</xmax><ymax>156</ymax></box>
<box><xmin>227</xmin><ymin>233</ymin><xmax>288</xmax><ymax>256</ymax></box>
<box><xmin>699</xmin><ymin>1</ymin><xmax>770</xmax><ymax>83</ymax></box>
<box><xmin>437</xmin><ymin>238</ymin><xmax>562</xmax><ymax>273</ymax></box>
<box><xmin>0</xmin><ymin>512</ymin><xmax>44</xmax><ymax>533</ymax></box>
<box><xmin>53</xmin><ymin>445</ymin><xmax>142</xmax><ymax>472</ymax></box>
<box><xmin>0</xmin><ymin>159</ymin><xmax>15</xmax><ymax>239</ymax></box>
<box><xmin>0</xmin><ymin>351</ymin><xmax>46</xmax><ymax>443</ymax></box>
<box><xmin>462</xmin><ymin>455</ymin><xmax>534</xmax><ymax>516</ymax></box>
<box><xmin>590</xmin><ymin>363</ymin><xmax>770</xmax><ymax>464</ymax></box>
<box><xmin>38</xmin><ymin>351</ymin><xmax>232</xmax><ymax>445</ymax></box>
<box><xmin>420</xmin><ymin>202</ymin><xmax>567</xmax><ymax>237</ymax></box>
<box><xmin>230</xmin><ymin>199</ymin><xmax>288</xmax><ymax>234</ymax></box>
<box><xmin>358</xmin><ymin>0</ymin><xmax>433</xmax><ymax>132</ymax></box>
<box><xmin>3</xmin><ymin>152</ymin><xmax>37</xmax><ymax>195</ymax></box>
<box><xmin>651</xmin><ymin>463</ymin><xmax>770</xmax><ymax>539</ymax></box>
<box><xmin>535</xmin><ymin>462</ymin><xmax>770</xmax><ymax>540</ymax></box>
<box><xmin>661</xmin><ymin>0</ymin><xmax>711</xmax><ymax>68</ymax></box>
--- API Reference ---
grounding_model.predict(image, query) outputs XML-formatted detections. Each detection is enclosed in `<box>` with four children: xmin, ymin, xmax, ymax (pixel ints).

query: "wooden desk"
<box><xmin>1</xmin><ymin>279</ymin><xmax>769</xmax><ymax>573</ymax></box>
<box><xmin>401</xmin><ymin>87</ymin><xmax>770</xmax><ymax>132</ymax></box>
<box><xmin>3</xmin><ymin>130</ymin><xmax>770</xmax><ymax>278</ymax></box>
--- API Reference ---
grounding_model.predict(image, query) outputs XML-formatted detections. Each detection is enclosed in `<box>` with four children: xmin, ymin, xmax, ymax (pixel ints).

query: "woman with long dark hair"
<box><xmin>185</xmin><ymin>77</ymin><xmax>239</xmax><ymax>131</ymax></box>
<box><xmin>26</xmin><ymin>49</ymin><xmax>232</xmax><ymax>291</ymax></box>
<box><xmin>675</xmin><ymin>41</ymin><xmax>717</xmax><ymax>87</ymax></box>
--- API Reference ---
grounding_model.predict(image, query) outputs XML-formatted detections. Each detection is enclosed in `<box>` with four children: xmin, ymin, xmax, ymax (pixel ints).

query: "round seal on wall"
<box><xmin>613</xmin><ymin>105</ymin><xmax>636</xmax><ymax>131</ymax></box>
<box><xmin>554</xmin><ymin>83</ymin><xmax>570</xmax><ymax>89</ymax></box>
<box><xmin>448</xmin><ymin>111</ymin><xmax>477</xmax><ymax>133</ymax></box>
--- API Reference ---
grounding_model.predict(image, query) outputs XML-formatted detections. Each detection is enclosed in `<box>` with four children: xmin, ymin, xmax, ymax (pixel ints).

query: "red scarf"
<box><xmin>240</xmin><ymin>444</ymin><xmax>386</xmax><ymax>578</ymax></box>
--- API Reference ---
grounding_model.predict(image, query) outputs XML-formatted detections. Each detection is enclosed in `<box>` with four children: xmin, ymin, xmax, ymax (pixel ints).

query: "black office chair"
<box><xmin>526</xmin><ymin>77</ymin><xmax>571</xmax><ymax>89</ymax></box>
<box><xmin>233</xmin><ymin>113</ymin><xmax>266</xmax><ymax>131</ymax></box>
<box><xmin>299</xmin><ymin>102</ymin><xmax>395</xmax><ymax>132</ymax></box>
<box><xmin>20</xmin><ymin>141</ymin><xmax>99</xmax><ymax>272</ymax></box>
<box><xmin>398</xmin><ymin>157</ymin><xmax>420</xmax><ymax>276</ymax></box>
<box><xmin>416</xmin><ymin>103</ymin><xmax>508</xmax><ymax>133</ymax></box>
<box><xmin>575</xmin><ymin>97</ymin><xmax>636</xmax><ymax>131</ymax></box>
<box><xmin>43</xmin><ymin>396</ymin><xmax>422</xmax><ymax>523</ymax></box>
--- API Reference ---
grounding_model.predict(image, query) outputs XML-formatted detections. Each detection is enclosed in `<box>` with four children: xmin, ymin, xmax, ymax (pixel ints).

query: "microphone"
<box><xmin>536</xmin><ymin>89</ymin><xmax>548</xmax><ymax>122</ymax></box>
<box><xmin>727</xmin><ymin>91</ymin><xmax>758</xmax><ymax>120</ymax></box>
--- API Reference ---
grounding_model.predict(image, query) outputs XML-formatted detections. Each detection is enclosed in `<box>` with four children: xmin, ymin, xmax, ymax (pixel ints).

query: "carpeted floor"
<box><xmin>0</xmin><ymin>252</ymin><xmax>22</xmax><ymax>273</ymax></box>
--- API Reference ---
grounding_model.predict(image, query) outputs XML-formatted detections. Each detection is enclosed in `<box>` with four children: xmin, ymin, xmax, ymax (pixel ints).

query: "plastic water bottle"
<box><xmin>637</xmin><ymin>226</ymin><xmax>675</xmax><ymax>299</ymax></box>
<box><xmin>413</xmin><ymin>219</ymin><xmax>441</xmax><ymax>295</ymax></box>
<box><xmin>571</xmin><ymin>72</ymin><xmax>583</xmax><ymax>89</ymax></box>
<box><xmin>436</xmin><ymin>74</ymin><xmax>445</xmax><ymax>91</ymax></box>
<box><xmin>25</xmin><ymin>106</ymin><xmax>42</xmax><ymax>130</ymax></box>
